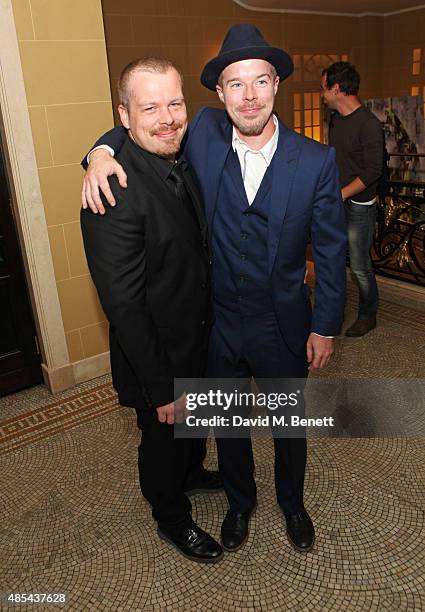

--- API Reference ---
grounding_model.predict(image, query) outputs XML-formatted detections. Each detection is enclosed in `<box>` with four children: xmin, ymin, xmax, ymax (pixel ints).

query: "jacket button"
<box><xmin>201</xmin><ymin>320</ymin><xmax>206</xmax><ymax>326</ymax></box>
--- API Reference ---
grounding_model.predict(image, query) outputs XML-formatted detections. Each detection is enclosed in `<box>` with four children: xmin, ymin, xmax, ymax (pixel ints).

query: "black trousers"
<box><xmin>136</xmin><ymin>407</ymin><xmax>207</xmax><ymax>533</ymax></box>
<box><xmin>208</xmin><ymin>307</ymin><xmax>308</xmax><ymax>515</ymax></box>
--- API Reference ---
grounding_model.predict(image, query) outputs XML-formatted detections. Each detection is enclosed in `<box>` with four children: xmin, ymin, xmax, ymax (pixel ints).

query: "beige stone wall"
<box><xmin>11</xmin><ymin>0</ymin><xmax>114</xmax><ymax>366</ymax></box>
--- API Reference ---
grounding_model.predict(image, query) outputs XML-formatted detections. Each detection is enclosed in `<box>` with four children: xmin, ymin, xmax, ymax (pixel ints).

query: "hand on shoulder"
<box><xmin>81</xmin><ymin>148</ymin><xmax>127</xmax><ymax>214</ymax></box>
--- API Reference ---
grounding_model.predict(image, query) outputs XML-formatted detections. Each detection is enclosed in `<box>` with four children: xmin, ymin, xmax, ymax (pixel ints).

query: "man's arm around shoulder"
<box><xmin>81</xmin><ymin>126</ymin><xmax>127</xmax><ymax>170</ymax></box>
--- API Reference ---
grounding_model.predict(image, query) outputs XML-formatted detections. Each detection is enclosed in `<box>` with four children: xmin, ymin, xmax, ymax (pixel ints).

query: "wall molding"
<box><xmin>0</xmin><ymin>0</ymin><xmax>74</xmax><ymax>393</ymax></box>
<box><xmin>233</xmin><ymin>0</ymin><xmax>425</xmax><ymax>18</ymax></box>
<box><xmin>41</xmin><ymin>363</ymin><xmax>76</xmax><ymax>395</ymax></box>
<box><xmin>72</xmin><ymin>352</ymin><xmax>111</xmax><ymax>385</ymax></box>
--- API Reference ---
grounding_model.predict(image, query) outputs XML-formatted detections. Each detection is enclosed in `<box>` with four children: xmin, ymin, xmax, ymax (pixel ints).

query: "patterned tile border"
<box><xmin>0</xmin><ymin>383</ymin><xmax>119</xmax><ymax>456</ymax></box>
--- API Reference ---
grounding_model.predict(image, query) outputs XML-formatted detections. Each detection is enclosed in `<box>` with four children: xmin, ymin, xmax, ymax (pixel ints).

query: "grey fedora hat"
<box><xmin>200</xmin><ymin>23</ymin><xmax>294</xmax><ymax>90</ymax></box>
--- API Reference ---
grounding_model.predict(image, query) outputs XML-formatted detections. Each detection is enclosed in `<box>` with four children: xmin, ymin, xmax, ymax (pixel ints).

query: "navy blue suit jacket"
<box><xmin>185</xmin><ymin>108</ymin><xmax>347</xmax><ymax>354</ymax></box>
<box><xmin>86</xmin><ymin>107</ymin><xmax>347</xmax><ymax>355</ymax></box>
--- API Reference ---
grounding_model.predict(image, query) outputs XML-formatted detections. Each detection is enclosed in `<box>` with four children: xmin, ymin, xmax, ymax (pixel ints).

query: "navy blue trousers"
<box><xmin>207</xmin><ymin>306</ymin><xmax>308</xmax><ymax>515</ymax></box>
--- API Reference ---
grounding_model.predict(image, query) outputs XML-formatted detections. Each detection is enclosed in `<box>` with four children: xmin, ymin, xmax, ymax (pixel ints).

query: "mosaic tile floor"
<box><xmin>1</xmin><ymin>285</ymin><xmax>424</xmax><ymax>611</ymax></box>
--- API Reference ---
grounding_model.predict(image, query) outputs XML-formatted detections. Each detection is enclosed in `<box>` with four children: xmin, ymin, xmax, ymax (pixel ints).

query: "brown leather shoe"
<box><xmin>345</xmin><ymin>317</ymin><xmax>376</xmax><ymax>337</ymax></box>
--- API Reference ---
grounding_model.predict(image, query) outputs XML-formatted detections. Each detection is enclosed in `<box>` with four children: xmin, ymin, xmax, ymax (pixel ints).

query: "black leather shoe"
<box><xmin>220</xmin><ymin>508</ymin><xmax>254</xmax><ymax>552</ymax></box>
<box><xmin>184</xmin><ymin>470</ymin><xmax>223</xmax><ymax>496</ymax></box>
<box><xmin>158</xmin><ymin>523</ymin><xmax>223</xmax><ymax>563</ymax></box>
<box><xmin>285</xmin><ymin>510</ymin><xmax>315</xmax><ymax>552</ymax></box>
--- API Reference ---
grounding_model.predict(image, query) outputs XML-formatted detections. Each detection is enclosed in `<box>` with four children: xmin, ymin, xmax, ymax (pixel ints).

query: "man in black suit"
<box><xmin>80</xmin><ymin>57</ymin><xmax>223</xmax><ymax>563</ymax></box>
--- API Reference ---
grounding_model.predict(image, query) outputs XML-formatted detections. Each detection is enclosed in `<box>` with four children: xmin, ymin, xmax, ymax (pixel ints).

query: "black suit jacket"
<box><xmin>81</xmin><ymin>137</ymin><xmax>212</xmax><ymax>409</ymax></box>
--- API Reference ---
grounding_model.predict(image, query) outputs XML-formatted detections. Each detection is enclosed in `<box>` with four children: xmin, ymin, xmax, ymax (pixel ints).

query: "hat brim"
<box><xmin>200</xmin><ymin>46</ymin><xmax>294</xmax><ymax>90</ymax></box>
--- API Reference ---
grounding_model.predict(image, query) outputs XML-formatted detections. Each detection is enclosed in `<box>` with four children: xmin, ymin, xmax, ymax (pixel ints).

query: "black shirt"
<box><xmin>130</xmin><ymin>140</ymin><xmax>202</xmax><ymax>232</ymax></box>
<box><xmin>329</xmin><ymin>105</ymin><xmax>384</xmax><ymax>202</ymax></box>
<box><xmin>134</xmin><ymin>145</ymin><xmax>175</xmax><ymax>184</ymax></box>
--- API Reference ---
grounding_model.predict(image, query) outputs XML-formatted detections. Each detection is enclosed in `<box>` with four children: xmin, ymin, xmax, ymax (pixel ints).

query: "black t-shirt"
<box><xmin>329</xmin><ymin>105</ymin><xmax>384</xmax><ymax>202</ymax></box>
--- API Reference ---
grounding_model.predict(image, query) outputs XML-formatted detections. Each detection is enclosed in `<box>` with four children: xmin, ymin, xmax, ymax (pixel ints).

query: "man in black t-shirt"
<box><xmin>321</xmin><ymin>61</ymin><xmax>384</xmax><ymax>337</ymax></box>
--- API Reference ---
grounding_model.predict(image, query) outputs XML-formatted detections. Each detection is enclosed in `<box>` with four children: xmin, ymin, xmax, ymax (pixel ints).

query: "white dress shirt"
<box><xmin>232</xmin><ymin>115</ymin><xmax>279</xmax><ymax>205</ymax></box>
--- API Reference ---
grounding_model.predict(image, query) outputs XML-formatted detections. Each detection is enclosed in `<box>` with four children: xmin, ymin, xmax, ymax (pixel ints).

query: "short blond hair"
<box><xmin>118</xmin><ymin>57</ymin><xmax>184</xmax><ymax>107</ymax></box>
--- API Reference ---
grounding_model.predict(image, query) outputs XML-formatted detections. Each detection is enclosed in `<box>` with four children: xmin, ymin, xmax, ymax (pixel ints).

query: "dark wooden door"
<box><xmin>0</xmin><ymin>138</ymin><xmax>42</xmax><ymax>396</ymax></box>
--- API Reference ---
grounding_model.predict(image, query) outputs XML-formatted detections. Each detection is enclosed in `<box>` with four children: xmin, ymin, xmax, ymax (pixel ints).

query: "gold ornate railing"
<box><xmin>373</xmin><ymin>178</ymin><xmax>425</xmax><ymax>286</ymax></box>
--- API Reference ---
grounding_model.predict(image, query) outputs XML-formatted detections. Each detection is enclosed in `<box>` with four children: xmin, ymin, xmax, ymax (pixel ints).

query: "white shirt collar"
<box><xmin>232</xmin><ymin>114</ymin><xmax>279</xmax><ymax>165</ymax></box>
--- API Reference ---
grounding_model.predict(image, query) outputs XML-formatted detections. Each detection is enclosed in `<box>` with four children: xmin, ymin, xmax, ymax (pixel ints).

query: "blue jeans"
<box><xmin>346</xmin><ymin>200</ymin><xmax>379</xmax><ymax>320</ymax></box>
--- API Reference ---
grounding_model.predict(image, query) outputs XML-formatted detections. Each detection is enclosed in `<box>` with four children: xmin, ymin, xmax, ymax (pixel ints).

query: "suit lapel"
<box><xmin>226</xmin><ymin>149</ymin><xmax>249</xmax><ymax>207</ymax></box>
<box><xmin>268</xmin><ymin>123</ymin><xmax>301</xmax><ymax>275</ymax></box>
<box><xmin>203</xmin><ymin>116</ymin><xmax>233</xmax><ymax>236</ymax></box>
<box><xmin>183</xmin><ymin>165</ymin><xmax>208</xmax><ymax>244</ymax></box>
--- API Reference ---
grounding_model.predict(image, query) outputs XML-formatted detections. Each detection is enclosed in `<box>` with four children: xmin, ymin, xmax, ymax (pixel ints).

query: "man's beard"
<box><xmin>230</xmin><ymin>106</ymin><xmax>271</xmax><ymax>137</ymax></box>
<box><xmin>151</xmin><ymin>123</ymin><xmax>184</xmax><ymax>158</ymax></box>
<box><xmin>155</xmin><ymin>139</ymin><xmax>181</xmax><ymax>158</ymax></box>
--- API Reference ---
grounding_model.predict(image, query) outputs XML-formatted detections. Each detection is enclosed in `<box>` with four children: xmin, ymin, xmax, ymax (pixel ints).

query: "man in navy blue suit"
<box><xmin>81</xmin><ymin>25</ymin><xmax>347</xmax><ymax>554</ymax></box>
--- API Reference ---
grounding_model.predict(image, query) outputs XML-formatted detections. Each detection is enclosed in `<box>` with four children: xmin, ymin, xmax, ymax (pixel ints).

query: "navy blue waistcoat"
<box><xmin>212</xmin><ymin>149</ymin><xmax>275</xmax><ymax>315</ymax></box>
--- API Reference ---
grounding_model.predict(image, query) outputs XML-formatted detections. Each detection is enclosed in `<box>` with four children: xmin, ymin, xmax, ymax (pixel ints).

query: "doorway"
<box><xmin>0</xmin><ymin>137</ymin><xmax>42</xmax><ymax>396</ymax></box>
